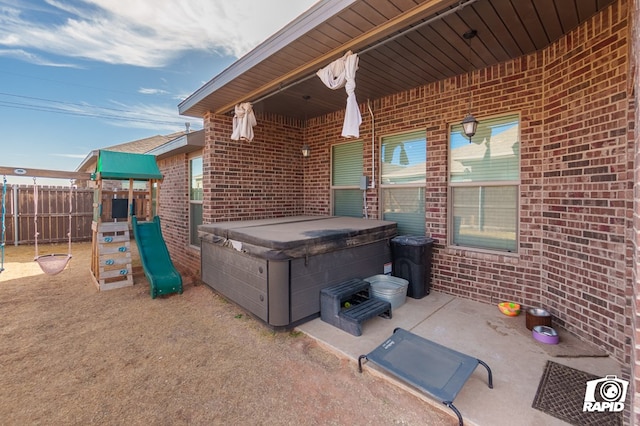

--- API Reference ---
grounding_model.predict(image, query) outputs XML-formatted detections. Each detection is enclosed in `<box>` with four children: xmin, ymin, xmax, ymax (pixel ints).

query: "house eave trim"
<box><xmin>177</xmin><ymin>0</ymin><xmax>356</xmax><ymax>117</ymax></box>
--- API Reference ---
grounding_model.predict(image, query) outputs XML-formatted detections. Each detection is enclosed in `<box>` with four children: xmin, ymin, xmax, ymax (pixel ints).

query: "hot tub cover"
<box><xmin>199</xmin><ymin>216</ymin><xmax>396</xmax><ymax>260</ymax></box>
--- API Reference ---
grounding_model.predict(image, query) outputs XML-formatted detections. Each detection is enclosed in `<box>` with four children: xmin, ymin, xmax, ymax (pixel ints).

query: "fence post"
<box><xmin>12</xmin><ymin>184</ymin><xmax>18</xmax><ymax>246</ymax></box>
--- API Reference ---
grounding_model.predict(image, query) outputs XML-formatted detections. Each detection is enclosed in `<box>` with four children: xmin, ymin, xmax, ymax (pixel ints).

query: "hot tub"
<box><xmin>199</xmin><ymin>216</ymin><xmax>397</xmax><ymax>328</ymax></box>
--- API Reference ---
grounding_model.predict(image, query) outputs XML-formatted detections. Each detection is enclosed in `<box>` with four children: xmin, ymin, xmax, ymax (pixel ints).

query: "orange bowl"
<box><xmin>498</xmin><ymin>302</ymin><xmax>521</xmax><ymax>316</ymax></box>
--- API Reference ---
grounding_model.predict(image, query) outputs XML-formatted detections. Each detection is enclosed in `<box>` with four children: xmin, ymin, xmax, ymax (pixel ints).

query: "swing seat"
<box><xmin>35</xmin><ymin>254</ymin><xmax>72</xmax><ymax>275</ymax></box>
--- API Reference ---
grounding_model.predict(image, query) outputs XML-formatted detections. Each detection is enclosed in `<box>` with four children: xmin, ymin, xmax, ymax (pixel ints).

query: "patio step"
<box><xmin>320</xmin><ymin>278</ymin><xmax>391</xmax><ymax>336</ymax></box>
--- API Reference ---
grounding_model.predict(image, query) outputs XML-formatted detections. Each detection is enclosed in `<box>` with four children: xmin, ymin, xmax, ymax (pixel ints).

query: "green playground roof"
<box><xmin>94</xmin><ymin>150</ymin><xmax>163</xmax><ymax>180</ymax></box>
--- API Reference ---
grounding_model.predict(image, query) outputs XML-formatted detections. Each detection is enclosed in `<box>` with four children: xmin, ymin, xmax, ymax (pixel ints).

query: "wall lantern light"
<box><xmin>302</xmin><ymin>95</ymin><xmax>311</xmax><ymax>157</ymax></box>
<box><xmin>462</xmin><ymin>113</ymin><xmax>478</xmax><ymax>140</ymax></box>
<box><xmin>462</xmin><ymin>29</ymin><xmax>478</xmax><ymax>142</ymax></box>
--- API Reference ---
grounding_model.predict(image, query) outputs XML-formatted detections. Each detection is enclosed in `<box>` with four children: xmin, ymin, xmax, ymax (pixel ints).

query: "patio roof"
<box><xmin>146</xmin><ymin>129</ymin><xmax>205</xmax><ymax>160</ymax></box>
<box><xmin>179</xmin><ymin>0</ymin><xmax>616</xmax><ymax>121</ymax></box>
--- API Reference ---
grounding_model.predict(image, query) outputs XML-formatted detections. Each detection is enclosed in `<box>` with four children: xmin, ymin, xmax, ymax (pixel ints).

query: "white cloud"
<box><xmin>0</xmin><ymin>48</ymin><xmax>80</xmax><ymax>67</ymax></box>
<box><xmin>138</xmin><ymin>88</ymin><xmax>169</xmax><ymax>95</ymax></box>
<box><xmin>0</xmin><ymin>91</ymin><xmax>196</xmax><ymax>132</ymax></box>
<box><xmin>102</xmin><ymin>99</ymin><xmax>200</xmax><ymax>132</ymax></box>
<box><xmin>0</xmin><ymin>0</ymin><xmax>318</xmax><ymax>67</ymax></box>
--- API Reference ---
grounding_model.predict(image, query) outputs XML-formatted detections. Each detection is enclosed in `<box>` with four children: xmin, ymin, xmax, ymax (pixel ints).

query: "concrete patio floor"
<box><xmin>296</xmin><ymin>291</ymin><xmax>622</xmax><ymax>426</ymax></box>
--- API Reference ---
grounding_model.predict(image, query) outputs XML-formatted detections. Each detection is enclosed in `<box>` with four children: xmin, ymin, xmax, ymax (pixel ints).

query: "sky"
<box><xmin>0</xmin><ymin>0</ymin><xmax>317</xmax><ymax>185</ymax></box>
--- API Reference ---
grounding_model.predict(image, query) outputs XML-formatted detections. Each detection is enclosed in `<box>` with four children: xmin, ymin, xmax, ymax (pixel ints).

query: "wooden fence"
<box><xmin>1</xmin><ymin>185</ymin><xmax>151</xmax><ymax>245</ymax></box>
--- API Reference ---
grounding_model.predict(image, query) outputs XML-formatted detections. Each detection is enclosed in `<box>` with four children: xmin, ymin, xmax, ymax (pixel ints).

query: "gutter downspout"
<box><xmin>367</xmin><ymin>99</ymin><xmax>376</xmax><ymax>190</ymax></box>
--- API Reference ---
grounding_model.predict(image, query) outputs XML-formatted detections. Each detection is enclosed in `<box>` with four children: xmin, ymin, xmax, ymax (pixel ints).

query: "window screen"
<box><xmin>189</xmin><ymin>155</ymin><xmax>203</xmax><ymax>246</ymax></box>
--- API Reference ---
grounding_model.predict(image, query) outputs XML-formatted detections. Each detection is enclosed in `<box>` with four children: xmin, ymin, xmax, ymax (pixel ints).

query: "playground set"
<box><xmin>0</xmin><ymin>151</ymin><xmax>182</xmax><ymax>298</ymax></box>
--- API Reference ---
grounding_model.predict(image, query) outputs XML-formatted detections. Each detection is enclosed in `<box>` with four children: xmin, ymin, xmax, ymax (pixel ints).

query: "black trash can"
<box><xmin>390</xmin><ymin>236</ymin><xmax>433</xmax><ymax>299</ymax></box>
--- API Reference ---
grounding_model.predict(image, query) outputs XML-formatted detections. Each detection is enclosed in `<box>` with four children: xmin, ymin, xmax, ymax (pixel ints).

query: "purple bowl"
<box><xmin>532</xmin><ymin>325</ymin><xmax>559</xmax><ymax>344</ymax></box>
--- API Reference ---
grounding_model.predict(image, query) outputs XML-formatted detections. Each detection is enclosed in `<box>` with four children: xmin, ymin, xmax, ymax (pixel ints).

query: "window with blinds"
<box><xmin>189</xmin><ymin>155</ymin><xmax>203</xmax><ymax>247</ymax></box>
<box><xmin>331</xmin><ymin>141</ymin><xmax>363</xmax><ymax>218</ymax></box>
<box><xmin>449</xmin><ymin>114</ymin><xmax>520</xmax><ymax>252</ymax></box>
<box><xmin>381</xmin><ymin>130</ymin><xmax>426</xmax><ymax>235</ymax></box>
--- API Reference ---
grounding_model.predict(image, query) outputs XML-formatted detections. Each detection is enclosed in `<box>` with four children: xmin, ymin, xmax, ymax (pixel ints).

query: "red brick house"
<box><xmin>151</xmin><ymin>0</ymin><xmax>640</xmax><ymax>421</ymax></box>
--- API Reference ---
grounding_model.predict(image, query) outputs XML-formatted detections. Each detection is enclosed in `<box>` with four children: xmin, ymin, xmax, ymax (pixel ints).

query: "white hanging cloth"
<box><xmin>316</xmin><ymin>51</ymin><xmax>362</xmax><ymax>138</ymax></box>
<box><xmin>231</xmin><ymin>102</ymin><xmax>257</xmax><ymax>141</ymax></box>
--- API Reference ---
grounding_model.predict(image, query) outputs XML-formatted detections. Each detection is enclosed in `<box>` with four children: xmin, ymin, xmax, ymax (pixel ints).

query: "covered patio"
<box><xmin>165</xmin><ymin>0</ymin><xmax>639</xmax><ymax>423</ymax></box>
<box><xmin>297</xmin><ymin>290</ymin><xmax>622</xmax><ymax>425</ymax></box>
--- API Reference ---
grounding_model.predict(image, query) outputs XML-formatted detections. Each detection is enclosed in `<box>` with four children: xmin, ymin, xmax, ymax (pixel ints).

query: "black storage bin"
<box><xmin>390</xmin><ymin>236</ymin><xmax>433</xmax><ymax>299</ymax></box>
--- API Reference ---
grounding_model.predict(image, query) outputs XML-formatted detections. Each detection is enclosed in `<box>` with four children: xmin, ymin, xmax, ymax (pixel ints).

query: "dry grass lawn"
<box><xmin>0</xmin><ymin>241</ymin><xmax>453</xmax><ymax>425</ymax></box>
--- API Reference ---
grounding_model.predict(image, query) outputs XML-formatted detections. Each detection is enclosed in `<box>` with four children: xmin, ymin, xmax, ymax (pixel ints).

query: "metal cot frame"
<box><xmin>358</xmin><ymin>328</ymin><xmax>493</xmax><ymax>426</ymax></box>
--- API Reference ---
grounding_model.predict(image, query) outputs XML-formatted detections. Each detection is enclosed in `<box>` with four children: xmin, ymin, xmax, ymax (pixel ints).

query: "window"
<box><xmin>331</xmin><ymin>141</ymin><xmax>363</xmax><ymax>217</ymax></box>
<box><xmin>381</xmin><ymin>130</ymin><xmax>426</xmax><ymax>235</ymax></box>
<box><xmin>189</xmin><ymin>155</ymin><xmax>203</xmax><ymax>247</ymax></box>
<box><xmin>449</xmin><ymin>114</ymin><xmax>520</xmax><ymax>252</ymax></box>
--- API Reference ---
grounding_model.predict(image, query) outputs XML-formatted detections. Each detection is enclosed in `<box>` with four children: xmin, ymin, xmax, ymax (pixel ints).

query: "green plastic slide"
<box><xmin>132</xmin><ymin>216</ymin><xmax>183</xmax><ymax>298</ymax></box>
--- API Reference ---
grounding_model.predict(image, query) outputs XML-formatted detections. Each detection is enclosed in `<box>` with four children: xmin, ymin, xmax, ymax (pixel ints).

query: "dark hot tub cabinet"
<box><xmin>199</xmin><ymin>216</ymin><xmax>397</xmax><ymax>328</ymax></box>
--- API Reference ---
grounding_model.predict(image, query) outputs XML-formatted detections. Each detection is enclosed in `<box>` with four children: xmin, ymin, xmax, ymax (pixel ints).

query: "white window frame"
<box><xmin>448</xmin><ymin>113</ymin><xmax>520</xmax><ymax>254</ymax></box>
<box><xmin>380</xmin><ymin>130</ymin><xmax>427</xmax><ymax>236</ymax></box>
<box><xmin>189</xmin><ymin>152</ymin><xmax>203</xmax><ymax>248</ymax></box>
<box><xmin>331</xmin><ymin>140</ymin><xmax>364</xmax><ymax>217</ymax></box>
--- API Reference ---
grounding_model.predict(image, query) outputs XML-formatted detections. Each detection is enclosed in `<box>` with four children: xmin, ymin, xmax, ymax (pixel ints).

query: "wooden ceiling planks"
<box><xmin>471</xmin><ymin>0</ymin><xmax>524</xmax><ymax>58</ymax></box>
<box><xmin>577</xmin><ymin>0</ymin><xmax>598</xmax><ymax>22</ymax></box>
<box><xmin>183</xmin><ymin>0</ymin><xmax>617</xmax><ymax>121</ymax></box>
<box><xmin>534</xmin><ymin>0</ymin><xmax>564</xmax><ymax>42</ymax></box>
<box><xmin>516</xmin><ymin>0</ymin><xmax>551</xmax><ymax>50</ymax></box>
<box><xmin>450</xmin><ymin>3</ymin><xmax>510</xmax><ymax>65</ymax></box>
<box><xmin>485</xmin><ymin>0</ymin><xmax>538</xmax><ymax>53</ymax></box>
<box><xmin>555</xmin><ymin>1</ymin><xmax>580</xmax><ymax>33</ymax></box>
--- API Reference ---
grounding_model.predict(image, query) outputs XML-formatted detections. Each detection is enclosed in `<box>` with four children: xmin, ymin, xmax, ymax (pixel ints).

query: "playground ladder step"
<box><xmin>91</xmin><ymin>221</ymin><xmax>133</xmax><ymax>292</ymax></box>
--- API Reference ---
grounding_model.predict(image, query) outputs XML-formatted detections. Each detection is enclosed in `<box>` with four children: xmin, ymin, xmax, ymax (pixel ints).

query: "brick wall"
<box><xmin>303</xmin><ymin>59</ymin><xmax>548</xmax><ymax>301</ymax></box>
<box><xmin>300</xmin><ymin>1</ymin><xmax>631</xmax><ymax>366</ymax></box>
<box><xmin>202</xmin><ymin>112</ymin><xmax>305</xmax><ymax>223</ymax></box>
<box><xmin>156</xmin><ymin>154</ymin><xmax>201</xmax><ymax>279</ymax></box>
<box><xmin>632</xmin><ymin>0</ymin><xmax>639</xmax><ymax>422</ymax></box>
<box><xmin>541</xmin><ymin>0</ymin><xmax>632</xmax><ymax>366</ymax></box>
<box><xmin>156</xmin><ymin>112</ymin><xmax>306</xmax><ymax>277</ymax></box>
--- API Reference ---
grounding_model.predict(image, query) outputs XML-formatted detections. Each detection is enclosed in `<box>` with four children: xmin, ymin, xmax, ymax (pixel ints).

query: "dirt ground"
<box><xmin>0</xmin><ymin>241</ymin><xmax>453</xmax><ymax>425</ymax></box>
